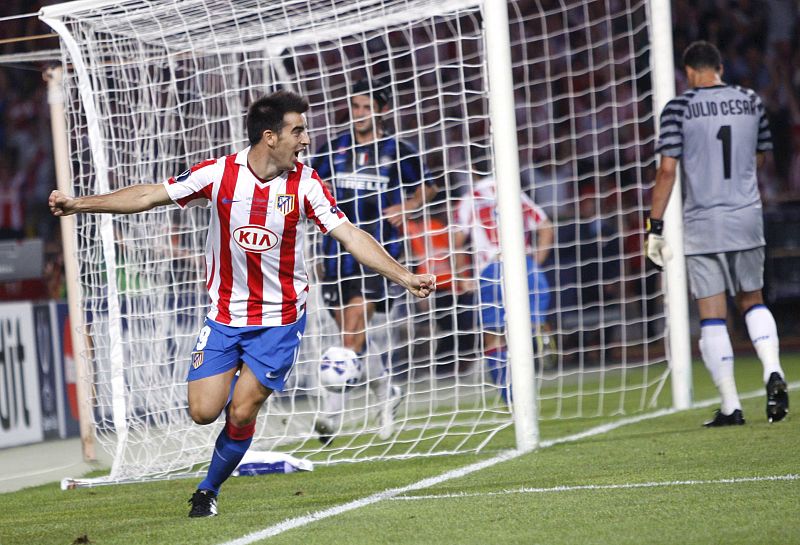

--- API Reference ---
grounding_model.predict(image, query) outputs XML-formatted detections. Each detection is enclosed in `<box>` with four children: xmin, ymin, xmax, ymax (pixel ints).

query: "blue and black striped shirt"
<box><xmin>312</xmin><ymin>132</ymin><xmax>433</xmax><ymax>278</ymax></box>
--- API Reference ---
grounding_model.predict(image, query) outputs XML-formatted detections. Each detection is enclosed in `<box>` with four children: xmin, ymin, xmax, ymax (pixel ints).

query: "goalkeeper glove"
<box><xmin>645</xmin><ymin>218</ymin><xmax>672</xmax><ymax>270</ymax></box>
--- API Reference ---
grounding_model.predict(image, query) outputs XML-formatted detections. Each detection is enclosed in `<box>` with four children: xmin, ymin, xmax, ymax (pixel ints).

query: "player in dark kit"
<box><xmin>647</xmin><ymin>41</ymin><xmax>789</xmax><ymax>427</ymax></box>
<box><xmin>311</xmin><ymin>79</ymin><xmax>438</xmax><ymax>442</ymax></box>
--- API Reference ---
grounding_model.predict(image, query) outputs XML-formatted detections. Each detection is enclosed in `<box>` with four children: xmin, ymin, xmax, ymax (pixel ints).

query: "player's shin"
<box><xmin>485</xmin><ymin>347</ymin><xmax>511</xmax><ymax>404</ymax></box>
<box><xmin>699</xmin><ymin>320</ymin><xmax>740</xmax><ymax>414</ymax></box>
<box><xmin>744</xmin><ymin>304</ymin><xmax>784</xmax><ymax>383</ymax></box>
<box><xmin>197</xmin><ymin>418</ymin><xmax>256</xmax><ymax>495</ymax></box>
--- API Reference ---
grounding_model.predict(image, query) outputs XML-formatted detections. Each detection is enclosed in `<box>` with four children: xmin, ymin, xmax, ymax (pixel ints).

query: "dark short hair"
<box><xmin>351</xmin><ymin>79</ymin><xmax>391</xmax><ymax>109</ymax></box>
<box><xmin>246</xmin><ymin>90</ymin><xmax>309</xmax><ymax>145</ymax></box>
<box><xmin>682</xmin><ymin>41</ymin><xmax>722</xmax><ymax>71</ymax></box>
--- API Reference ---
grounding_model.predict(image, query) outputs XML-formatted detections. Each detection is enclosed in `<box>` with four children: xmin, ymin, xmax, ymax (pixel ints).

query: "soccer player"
<box><xmin>646</xmin><ymin>41</ymin><xmax>789</xmax><ymax>427</ymax></box>
<box><xmin>454</xmin><ymin>156</ymin><xmax>553</xmax><ymax>404</ymax></box>
<box><xmin>311</xmin><ymin>79</ymin><xmax>438</xmax><ymax>442</ymax></box>
<box><xmin>48</xmin><ymin>90</ymin><xmax>436</xmax><ymax>517</ymax></box>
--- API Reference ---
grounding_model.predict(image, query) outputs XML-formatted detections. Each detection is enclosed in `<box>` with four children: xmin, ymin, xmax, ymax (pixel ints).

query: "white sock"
<box><xmin>364</xmin><ymin>336</ymin><xmax>392</xmax><ymax>402</ymax></box>
<box><xmin>744</xmin><ymin>305</ymin><xmax>784</xmax><ymax>383</ymax></box>
<box><xmin>699</xmin><ymin>322</ymin><xmax>741</xmax><ymax>414</ymax></box>
<box><xmin>370</xmin><ymin>372</ymin><xmax>391</xmax><ymax>402</ymax></box>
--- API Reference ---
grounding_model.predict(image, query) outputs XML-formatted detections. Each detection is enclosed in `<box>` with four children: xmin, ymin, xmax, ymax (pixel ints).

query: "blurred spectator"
<box><xmin>558</xmin><ymin>186</ymin><xmax>623</xmax><ymax>363</ymax></box>
<box><xmin>2</xmin><ymin>0</ymin><xmax>799</xmax><ymax>315</ymax></box>
<box><xmin>0</xmin><ymin>149</ymin><xmax>26</xmax><ymax>239</ymax></box>
<box><xmin>787</xmin><ymin>85</ymin><xmax>800</xmax><ymax>195</ymax></box>
<box><xmin>0</xmin><ymin>1</ymin><xmax>59</xmax><ymax>243</ymax></box>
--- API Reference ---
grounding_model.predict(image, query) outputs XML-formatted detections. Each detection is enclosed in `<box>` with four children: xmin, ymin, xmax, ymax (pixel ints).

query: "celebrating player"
<box><xmin>49</xmin><ymin>90</ymin><xmax>435</xmax><ymax>517</ymax></box>
<box><xmin>646</xmin><ymin>41</ymin><xmax>789</xmax><ymax>426</ymax></box>
<box><xmin>310</xmin><ymin>79</ymin><xmax>438</xmax><ymax>443</ymax></box>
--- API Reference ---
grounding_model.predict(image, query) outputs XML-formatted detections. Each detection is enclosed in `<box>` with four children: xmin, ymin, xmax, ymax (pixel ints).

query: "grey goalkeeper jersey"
<box><xmin>656</xmin><ymin>84</ymin><xmax>771</xmax><ymax>255</ymax></box>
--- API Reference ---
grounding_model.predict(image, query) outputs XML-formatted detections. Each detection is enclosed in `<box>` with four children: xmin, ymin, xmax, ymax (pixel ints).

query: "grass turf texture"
<box><xmin>0</xmin><ymin>355</ymin><xmax>797</xmax><ymax>545</ymax></box>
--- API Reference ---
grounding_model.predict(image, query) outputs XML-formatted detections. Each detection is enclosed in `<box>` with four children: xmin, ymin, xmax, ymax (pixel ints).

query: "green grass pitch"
<box><xmin>0</xmin><ymin>354</ymin><xmax>797</xmax><ymax>545</ymax></box>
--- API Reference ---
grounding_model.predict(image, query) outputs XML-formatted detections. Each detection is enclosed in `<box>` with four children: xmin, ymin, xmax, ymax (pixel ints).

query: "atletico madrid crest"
<box><xmin>191</xmin><ymin>351</ymin><xmax>204</xmax><ymax>369</ymax></box>
<box><xmin>276</xmin><ymin>194</ymin><xmax>295</xmax><ymax>216</ymax></box>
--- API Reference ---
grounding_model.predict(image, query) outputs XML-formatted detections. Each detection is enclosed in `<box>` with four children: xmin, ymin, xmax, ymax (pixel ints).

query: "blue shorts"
<box><xmin>479</xmin><ymin>257</ymin><xmax>550</xmax><ymax>331</ymax></box>
<box><xmin>187</xmin><ymin>314</ymin><xmax>306</xmax><ymax>391</ymax></box>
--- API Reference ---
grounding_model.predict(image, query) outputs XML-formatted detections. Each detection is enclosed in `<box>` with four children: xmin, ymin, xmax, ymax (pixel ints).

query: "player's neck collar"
<box><xmin>694</xmin><ymin>84</ymin><xmax>727</xmax><ymax>90</ymax></box>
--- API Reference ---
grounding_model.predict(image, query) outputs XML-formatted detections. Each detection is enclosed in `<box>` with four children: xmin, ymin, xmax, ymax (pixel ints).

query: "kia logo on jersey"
<box><xmin>233</xmin><ymin>225</ymin><xmax>279</xmax><ymax>252</ymax></box>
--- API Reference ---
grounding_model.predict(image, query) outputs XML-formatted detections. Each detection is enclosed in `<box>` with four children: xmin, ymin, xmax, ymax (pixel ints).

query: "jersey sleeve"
<box><xmin>303</xmin><ymin>168</ymin><xmax>348</xmax><ymax>234</ymax></box>
<box><xmin>521</xmin><ymin>194</ymin><xmax>549</xmax><ymax>230</ymax></box>
<box><xmin>163</xmin><ymin>158</ymin><xmax>219</xmax><ymax>208</ymax></box>
<box><xmin>655</xmin><ymin>97</ymin><xmax>686</xmax><ymax>158</ymax></box>
<box><xmin>754</xmin><ymin>93</ymin><xmax>773</xmax><ymax>152</ymax></box>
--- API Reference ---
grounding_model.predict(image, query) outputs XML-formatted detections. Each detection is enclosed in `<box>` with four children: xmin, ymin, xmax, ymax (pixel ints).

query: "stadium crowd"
<box><xmin>0</xmin><ymin>0</ymin><xmax>798</xmax><ymax>312</ymax></box>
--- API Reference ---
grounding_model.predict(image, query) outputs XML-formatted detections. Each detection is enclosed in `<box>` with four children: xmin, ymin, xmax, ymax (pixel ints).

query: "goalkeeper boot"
<box><xmin>377</xmin><ymin>385</ymin><xmax>403</xmax><ymax>440</ymax></box>
<box><xmin>703</xmin><ymin>408</ymin><xmax>745</xmax><ymax>427</ymax></box>
<box><xmin>188</xmin><ymin>489</ymin><xmax>218</xmax><ymax>518</ymax></box>
<box><xmin>766</xmin><ymin>372</ymin><xmax>789</xmax><ymax>423</ymax></box>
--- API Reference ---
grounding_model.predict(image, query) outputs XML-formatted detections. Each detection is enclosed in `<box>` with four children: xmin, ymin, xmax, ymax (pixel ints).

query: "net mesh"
<box><xmin>44</xmin><ymin>0</ymin><xmax>669</xmax><ymax>484</ymax></box>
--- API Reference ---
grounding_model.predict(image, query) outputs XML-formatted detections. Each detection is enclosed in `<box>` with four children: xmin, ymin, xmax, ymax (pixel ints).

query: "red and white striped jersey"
<box><xmin>455</xmin><ymin>176</ymin><xmax>548</xmax><ymax>273</ymax></box>
<box><xmin>164</xmin><ymin>148</ymin><xmax>347</xmax><ymax>327</ymax></box>
<box><xmin>0</xmin><ymin>172</ymin><xmax>25</xmax><ymax>233</ymax></box>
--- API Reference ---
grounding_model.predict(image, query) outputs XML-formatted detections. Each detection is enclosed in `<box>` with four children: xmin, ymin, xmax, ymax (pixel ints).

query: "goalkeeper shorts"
<box><xmin>686</xmin><ymin>247</ymin><xmax>764</xmax><ymax>299</ymax></box>
<box><xmin>187</xmin><ymin>313</ymin><xmax>306</xmax><ymax>391</ymax></box>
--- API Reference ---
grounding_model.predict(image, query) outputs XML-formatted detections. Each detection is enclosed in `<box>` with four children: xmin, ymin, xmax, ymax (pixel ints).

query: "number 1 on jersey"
<box><xmin>716</xmin><ymin>125</ymin><xmax>732</xmax><ymax>180</ymax></box>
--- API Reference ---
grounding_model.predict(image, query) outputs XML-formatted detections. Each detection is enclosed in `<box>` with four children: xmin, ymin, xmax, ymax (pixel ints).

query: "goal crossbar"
<box><xmin>41</xmin><ymin>0</ymin><xmax>483</xmax><ymax>57</ymax></box>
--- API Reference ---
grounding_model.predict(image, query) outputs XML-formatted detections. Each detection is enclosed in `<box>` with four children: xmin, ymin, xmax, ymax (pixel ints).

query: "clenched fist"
<box><xmin>49</xmin><ymin>190</ymin><xmax>77</xmax><ymax>217</ymax></box>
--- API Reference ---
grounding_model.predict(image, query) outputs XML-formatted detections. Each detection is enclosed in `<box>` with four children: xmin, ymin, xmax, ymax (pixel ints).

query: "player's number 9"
<box><xmin>195</xmin><ymin>325</ymin><xmax>212</xmax><ymax>351</ymax></box>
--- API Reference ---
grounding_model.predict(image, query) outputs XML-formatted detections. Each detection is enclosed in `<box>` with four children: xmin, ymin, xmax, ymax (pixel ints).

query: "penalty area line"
<box><xmin>391</xmin><ymin>473</ymin><xmax>800</xmax><ymax>501</ymax></box>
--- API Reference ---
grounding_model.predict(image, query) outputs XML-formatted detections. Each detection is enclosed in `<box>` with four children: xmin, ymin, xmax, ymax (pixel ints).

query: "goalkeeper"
<box><xmin>311</xmin><ymin>78</ymin><xmax>438</xmax><ymax>443</ymax></box>
<box><xmin>49</xmin><ymin>90</ymin><xmax>435</xmax><ymax>517</ymax></box>
<box><xmin>647</xmin><ymin>41</ymin><xmax>788</xmax><ymax>427</ymax></box>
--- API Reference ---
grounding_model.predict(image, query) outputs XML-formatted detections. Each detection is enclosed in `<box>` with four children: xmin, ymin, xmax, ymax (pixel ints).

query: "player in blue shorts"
<box><xmin>455</xmin><ymin>165</ymin><xmax>554</xmax><ymax>405</ymax></box>
<box><xmin>50</xmin><ymin>90</ymin><xmax>436</xmax><ymax>517</ymax></box>
<box><xmin>479</xmin><ymin>257</ymin><xmax>551</xmax><ymax>402</ymax></box>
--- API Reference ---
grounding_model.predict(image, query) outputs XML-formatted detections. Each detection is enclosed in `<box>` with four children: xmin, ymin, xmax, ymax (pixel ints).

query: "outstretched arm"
<box><xmin>329</xmin><ymin>220</ymin><xmax>436</xmax><ymax>298</ymax></box>
<box><xmin>49</xmin><ymin>183</ymin><xmax>173</xmax><ymax>217</ymax></box>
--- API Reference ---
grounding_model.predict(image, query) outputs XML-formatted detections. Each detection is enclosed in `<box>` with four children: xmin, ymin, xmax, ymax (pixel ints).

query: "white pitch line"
<box><xmin>391</xmin><ymin>474</ymin><xmax>800</xmax><ymax>501</ymax></box>
<box><xmin>217</xmin><ymin>381</ymin><xmax>798</xmax><ymax>545</ymax></box>
<box><xmin>219</xmin><ymin>450</ymin><xmax>522</xmax><ymax>545</ymax></box>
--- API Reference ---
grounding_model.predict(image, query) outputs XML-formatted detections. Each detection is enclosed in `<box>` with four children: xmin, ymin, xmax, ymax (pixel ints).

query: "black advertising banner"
<box><xmin>34</xmin><ymin>303</ymin><xmax>60</xmax><ymax>440</ymax></box>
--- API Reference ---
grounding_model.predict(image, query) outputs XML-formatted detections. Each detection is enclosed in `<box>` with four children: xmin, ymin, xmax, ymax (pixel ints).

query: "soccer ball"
<box><xmin>319</xmin><ymin>346</ymin><xmax>362</xmax><ymax>390</ymax></box>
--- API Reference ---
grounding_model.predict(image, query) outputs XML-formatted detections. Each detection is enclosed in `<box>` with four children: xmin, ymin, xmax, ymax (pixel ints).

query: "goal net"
<box><xmin>42</xmin><ymin>0</ymin><xmax>671</xmax><ymax>486</ymax></box>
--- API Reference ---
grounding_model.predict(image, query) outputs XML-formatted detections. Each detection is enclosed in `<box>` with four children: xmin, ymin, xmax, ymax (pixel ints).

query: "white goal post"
<box><xmin>41</xmin><ymin>0</ymin><xmax>690</xmax><ymax>486</ymax></box>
